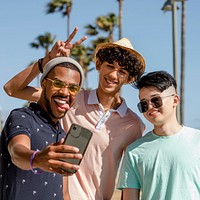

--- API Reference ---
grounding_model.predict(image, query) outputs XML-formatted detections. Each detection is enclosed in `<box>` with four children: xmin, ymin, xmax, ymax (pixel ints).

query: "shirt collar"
<box><xmin>87</xmin><ymin>89</ymin><xmax>128</xmax><ymax>117</ymax></box>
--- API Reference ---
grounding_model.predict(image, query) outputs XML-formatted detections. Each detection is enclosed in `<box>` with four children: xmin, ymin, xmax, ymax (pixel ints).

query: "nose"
<box><xmin>148</xmin><ymin>101</ymin><xmax>156</xmax><ymax>110</ymax></box>
<box><xmin>58</xmin><ymin>86</ymin><xmax>71</xmax><ymax>96</ymax></box>
<box><xmin>108</xmin><ymin>69</ymin><xmax>120</xmax><ymax>78</ymax></box>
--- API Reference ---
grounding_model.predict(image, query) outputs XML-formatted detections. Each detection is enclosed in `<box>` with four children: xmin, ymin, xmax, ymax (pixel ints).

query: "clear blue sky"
<box><xmin>0</xmin><ymin>0</ymin><xmax>200</xmax><ymax>132</ymax></box>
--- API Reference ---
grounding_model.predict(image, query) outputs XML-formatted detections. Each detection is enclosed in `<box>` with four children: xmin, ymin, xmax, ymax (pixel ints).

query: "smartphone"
<box><xmin>61</xmin><ymin>123</ymin><xmax>93</xmax><ymax>173</ymax></box>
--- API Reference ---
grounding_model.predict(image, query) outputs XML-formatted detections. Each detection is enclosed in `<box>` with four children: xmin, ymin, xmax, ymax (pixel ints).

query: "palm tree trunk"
<box><xmin>66</xmin><ymin>0</ymin><xmax>72</xmax><ymax>38</ymax></box>
<box><xmin>67</xmin><ymin>14</ymin><xmax>70</xmax><ymax>37</ymax></box>
<box><xmin>180</xmin><ymin>0</ymin><xmax>186</xmax><ymax>124</ymax></box>
<box><xmin>118</xmin><ymin>0</ymin><xmax>123</xmax><ymax>39</ymax></box>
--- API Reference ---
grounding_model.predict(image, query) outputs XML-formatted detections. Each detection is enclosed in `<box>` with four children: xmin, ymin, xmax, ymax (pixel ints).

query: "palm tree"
<box><xmin>71</xmin><ymin>45</ymin><xmax>94</xmax><ymax>88</ymax></box>
<box><xmin>85</xmin><ymin>12</ymin><xmax>118</xmax><ymax>45</ymax></box>
<box><xmin>84</xmin><ymin>24</ymin><xmax>109</xmax><ymax>47</ymax></box>
<box><xmin>30</xmin><ymin>32</ymin><xmax>56</xmax><ymax>55</ymax></box>
<box><xmin>96</xmin><ymin>13</ymin><xmax>118</xmax><ymax>42</ymax></box>
<box><xmin>46</xmin><ymin>0</ymin><xmax>72</xmax><ymax>37</ymax></box>
<box><xmin>84</xmin><ymin>24</ymin><xmax>98</xmax><ymax>36</ymax></box>
<box><xmin>180</xmin><ymin>0</ymin><xmax>186</xmax><ymax>124</ymax></box>
<box><xmin>117</xmin><ymin>0</ymin><xmax>123</xmax><ymax>39</ymax></box>
<box><xmin>30</xmin><ymin>32</ymin><xmax>56</xmax><ymax>86</ymax></box>
<box><xmin>82</xmin><ymin>13</ymin><xmax>118</xmax><ymax>88</ymax></box>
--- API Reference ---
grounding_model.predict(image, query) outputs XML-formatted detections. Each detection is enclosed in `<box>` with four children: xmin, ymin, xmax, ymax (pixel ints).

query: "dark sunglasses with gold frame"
<box><xmin>137</xmin><ymin>94</ymin><xmax>175</xmax><ymax>113</ymax></box>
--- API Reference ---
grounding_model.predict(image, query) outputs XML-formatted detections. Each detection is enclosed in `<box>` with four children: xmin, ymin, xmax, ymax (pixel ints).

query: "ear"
<box><xmin>96</xmin><ymin>58</ymin><xmax>101</xmax><ymax>70</ymax></box>
<box><xmin>41</xmin><ymin>79</ymin><xmax>46</xmax><ymax>89</ymax></box>
<box><xmin>173</xmin><ymin>94</ymin><xmax>180</xmax><ymax>106</ymax></box>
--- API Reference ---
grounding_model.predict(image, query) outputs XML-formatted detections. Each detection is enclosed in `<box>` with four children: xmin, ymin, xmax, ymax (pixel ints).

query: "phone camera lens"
<box><xmin>73</xmin><ymin>126</ymin><xmax>77</xmax><ymax>131</ymax></box>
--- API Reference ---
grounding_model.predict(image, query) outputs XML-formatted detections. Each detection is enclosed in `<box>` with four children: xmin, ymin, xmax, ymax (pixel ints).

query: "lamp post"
<box><xmin>161</xmin><ymin>0</ymin><xmax>180</xmax><ymax>122</ymax></box>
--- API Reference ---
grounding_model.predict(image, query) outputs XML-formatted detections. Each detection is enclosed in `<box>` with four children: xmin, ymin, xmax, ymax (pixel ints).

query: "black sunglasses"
<box><xmin>137</xmin><ymin>94</ymin><xmax>175</xmax><ymax>113</ymax></box>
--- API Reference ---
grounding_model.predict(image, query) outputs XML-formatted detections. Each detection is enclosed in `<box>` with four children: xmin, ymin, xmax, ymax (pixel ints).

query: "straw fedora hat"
<box><xmin>94</xmin><ymin>38</ymin><xmax>146</xmax><ymax>72</ymax></box>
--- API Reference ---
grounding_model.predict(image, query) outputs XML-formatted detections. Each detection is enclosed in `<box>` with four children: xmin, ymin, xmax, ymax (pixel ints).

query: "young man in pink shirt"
<box><xmin>4</xmin><ymin>28</ymin><xmax>146</xmax><ymax>199</ymax></box>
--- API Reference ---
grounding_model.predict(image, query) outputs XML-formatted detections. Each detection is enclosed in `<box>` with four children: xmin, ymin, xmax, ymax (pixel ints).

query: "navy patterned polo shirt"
<box><xmin>0</xmin><ymin>103</ymin><xmax>66</xmax><ymax>200</ymax></box>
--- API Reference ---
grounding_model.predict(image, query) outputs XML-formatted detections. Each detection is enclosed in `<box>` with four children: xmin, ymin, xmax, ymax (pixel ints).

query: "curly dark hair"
<box><xmin>136</xmin><ymin>70</ymin><xmax>177</xmax><ymax>92</ymax></box>
<box><xmin>96</xmin><ymin>47</ymin><xmax>145</xmax><ymax>83</ymax></box>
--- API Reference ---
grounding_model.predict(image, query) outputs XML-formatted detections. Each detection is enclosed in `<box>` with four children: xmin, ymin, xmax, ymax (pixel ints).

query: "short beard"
<box><xmin>44</xmin><ymin>87</ymin><xmax>67</xmax><ymax>121</ymax></box>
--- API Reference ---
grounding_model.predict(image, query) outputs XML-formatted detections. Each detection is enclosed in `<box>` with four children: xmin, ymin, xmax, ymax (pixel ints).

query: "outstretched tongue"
<box><xmin>54</xmin><ymin>99</ymin><xmax>70</xmax><ymax>111</ymax></box>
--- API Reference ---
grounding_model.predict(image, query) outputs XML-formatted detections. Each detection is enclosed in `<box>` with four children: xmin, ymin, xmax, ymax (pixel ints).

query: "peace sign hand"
<box><xmin>49</xmin><ymin>27</ymin><xmax>87</xmax><ymax>58</ymax></box>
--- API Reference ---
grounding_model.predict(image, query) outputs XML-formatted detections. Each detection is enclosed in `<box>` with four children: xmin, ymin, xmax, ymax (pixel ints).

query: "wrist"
<box><xmin>43</xmin><ymin>52</ymin><xmax>52</xmax><ymax>68</ymax></box>
<box><xmin>38</xmin><ymin>53</ymin><xmax>52</xmax><ymax>73</ymax></box>
<box><xmin>30</xmin><ymin>150</ymin><xmax>43</xmax><ymax>174</ymax></box>
<box><xmin>38</xmin><ymin>58</ymin><xmax>44</xmax><ymax>73</ymax></box>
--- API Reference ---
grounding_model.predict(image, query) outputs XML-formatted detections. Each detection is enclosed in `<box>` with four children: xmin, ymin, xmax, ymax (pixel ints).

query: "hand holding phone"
<box><xmin>61</xmin><ymin>123</ymin><xmax>93</xmax><ymax>173</ymax></box>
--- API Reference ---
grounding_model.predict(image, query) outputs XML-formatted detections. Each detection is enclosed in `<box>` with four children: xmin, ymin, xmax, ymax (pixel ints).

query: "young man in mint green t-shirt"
<box><xmin>117</xmin><ymin>71</ymin><xmax>200</xmax><ymax>200</ymax></box>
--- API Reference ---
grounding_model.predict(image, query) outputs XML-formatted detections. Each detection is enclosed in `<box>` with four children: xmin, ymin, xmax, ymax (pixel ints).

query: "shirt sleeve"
<box><xmin>4</xmin><ymin>109</ymin><xmax>32</xmax><ymax>146</ymax></box>
<box><xmin>117</xmin><ymin>147</ymin><xmax>141</xmax><ymax>190</ymax></box>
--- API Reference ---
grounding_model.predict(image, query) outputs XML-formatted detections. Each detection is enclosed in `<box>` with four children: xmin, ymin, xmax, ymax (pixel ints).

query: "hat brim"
<box><xmin>94</xmin><ymin>43</ymin><xmax>146</xmax><ymax>73</ymax></box>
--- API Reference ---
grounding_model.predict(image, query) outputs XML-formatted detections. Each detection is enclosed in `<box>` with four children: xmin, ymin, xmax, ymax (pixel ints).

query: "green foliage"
<box><xmin>30</xmin><ymin>32</ymin><xmax>56</xmax><ymax>55</ymax></box>
<box><xmin>31</xmin><ymin>2</ymin><xmax>119</xmax><ymax>89</ymax></box>
<box><xmin>46</xmin><ymin>0</ymin><xmax>72</xmax><ymax>17</ymax></box>
<box><xmin>71</xmin><ymin>45</ymin><xmax>95</xmax><ymax>88</ymax></box>
<box><xmin>85</xmin><ymin>12</ymin><xmax>118</xmax><ymax>45</ymax></box>
<box><xmin>96</xmin><ymin>13</ymin><xmax>119</xmax><ymax>33</ymax></box>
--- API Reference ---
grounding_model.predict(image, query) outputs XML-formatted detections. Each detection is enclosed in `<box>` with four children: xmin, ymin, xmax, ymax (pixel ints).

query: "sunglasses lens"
<box><xmin>53</xmin><ymin>80</ymin><xmax>65</xmax><ymax>88</ymax></box>
<box><xmin>68</xmin><ymin>85</ymin><xmax>80</xmax><ymax>94</ymax></box>
<box><xmin>137</xmin><ymin>101</ymin><xmax>148</xmax><ymax>113</ymax></box>
<box><xmin>151</xmin><ymin>97</ymin><xmax>163</xmax><ymax>108</ymax></box>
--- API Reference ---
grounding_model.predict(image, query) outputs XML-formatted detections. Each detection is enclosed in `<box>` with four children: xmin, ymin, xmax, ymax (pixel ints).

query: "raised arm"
<box><xmin>4</xmin><ymin>61</ymin><xmax>42</xmax><ymax>102</ymax></box>
<box><xmin>4</xmin><ymin>27</ymin><xmax>87</xmax><ymax>102</ymax></box>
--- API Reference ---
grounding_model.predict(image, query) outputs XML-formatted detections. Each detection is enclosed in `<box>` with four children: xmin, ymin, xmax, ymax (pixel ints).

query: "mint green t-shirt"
<box><xmin>117</xmin><ymin>126</ymin><xmax>200</xmax><ymax>200</ymax></box>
